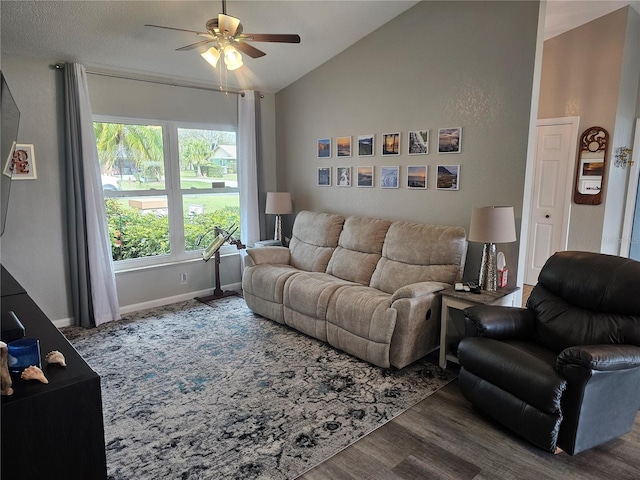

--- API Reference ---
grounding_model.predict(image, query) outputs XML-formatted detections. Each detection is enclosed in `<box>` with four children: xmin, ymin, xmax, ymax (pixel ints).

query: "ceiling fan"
<box><xmin>145</xmin><ymin>0</ymin><xmax>301</xmax><ymax>71</ymax></box>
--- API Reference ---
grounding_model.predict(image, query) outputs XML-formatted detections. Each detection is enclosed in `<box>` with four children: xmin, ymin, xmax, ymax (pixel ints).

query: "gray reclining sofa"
<box><xmin>242</xmin><ymin>210</ymin><xmax>467</xmax><ymax>368</ymax></box>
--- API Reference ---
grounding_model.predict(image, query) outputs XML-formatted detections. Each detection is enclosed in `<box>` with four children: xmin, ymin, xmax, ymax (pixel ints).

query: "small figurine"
<box><xmin>0</xmin><ymin>342</ymin><xmax>13</xmax><ymax>396</ymax></box>
<box><xmin>45</xmin><ymin>350</ymin><xmax>67</xmax><ymax>367</ymax></box>
<box><xmin>21</xmin><ymin>365</ymin><xmax>49</xmax><ymax>384</ymax></box>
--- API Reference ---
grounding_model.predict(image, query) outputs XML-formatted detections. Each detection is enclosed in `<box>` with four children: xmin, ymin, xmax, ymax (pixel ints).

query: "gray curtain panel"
<box><xmin>63</xmin><ymin>63</ymin><xmax>120</xmax><ymax>327</ymax></box>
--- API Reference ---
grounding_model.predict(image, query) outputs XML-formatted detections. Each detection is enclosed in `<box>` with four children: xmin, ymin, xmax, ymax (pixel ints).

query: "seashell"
<box><xmin>45</xmin><ymin>350</ymin><xmax>67</xmax><ymax>367</ymax></box>
<box><xmin>21</xmin><ymin>365</ymin><xmax>49</xmax><ymax>384</ymax></box>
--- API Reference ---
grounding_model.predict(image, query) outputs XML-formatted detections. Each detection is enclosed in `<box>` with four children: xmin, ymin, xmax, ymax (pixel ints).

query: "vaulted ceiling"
<box><xmin>1</xmin><ymin>1</ymin><xmax>637</xmax><ymax>93</ymax></box>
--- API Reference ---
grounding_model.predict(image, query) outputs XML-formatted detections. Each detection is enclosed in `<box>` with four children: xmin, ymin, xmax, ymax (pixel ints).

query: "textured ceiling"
<box><xmin>1</xmin><ymin>1</ymin><xmax>638</xmax><ymax>93</ymax></box>
<box><xmin>0</xmin><ymin>1</ymin><xmax>419</xmax><ymax>93</ymax></box>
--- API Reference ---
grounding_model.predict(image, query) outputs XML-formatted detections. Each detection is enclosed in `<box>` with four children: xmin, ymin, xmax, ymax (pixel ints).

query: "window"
<box><xmin>94</xmin><ymin>117</ymin><xmax>240</xmax><ymax>266</ymax></box>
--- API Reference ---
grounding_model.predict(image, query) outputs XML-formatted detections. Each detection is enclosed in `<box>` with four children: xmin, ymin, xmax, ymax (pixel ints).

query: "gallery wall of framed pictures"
<box><xmin>316</xmin><ymin>127</ymin><xmax>462</xmax><ymax>191</ymax></box>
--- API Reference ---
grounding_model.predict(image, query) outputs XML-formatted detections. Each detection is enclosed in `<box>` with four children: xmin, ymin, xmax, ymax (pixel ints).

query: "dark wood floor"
<box><xmin>297</xmin><ymin>366</ymin><xmax>640</xmax><ymax>480</ymax></box>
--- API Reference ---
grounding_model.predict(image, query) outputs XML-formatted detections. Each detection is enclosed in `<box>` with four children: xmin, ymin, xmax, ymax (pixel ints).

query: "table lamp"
<box><xmin>468</xmin><ymin>206</ymin><xmax>517</xmax><ymax>291</ymax></box>
<box><xmin>265</xmin><ymin>192</ymin><xmax>292</xmax><ymax>242</ymax></box>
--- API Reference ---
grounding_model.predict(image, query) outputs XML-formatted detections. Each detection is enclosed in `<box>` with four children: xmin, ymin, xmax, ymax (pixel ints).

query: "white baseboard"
<box><xmin>52</xmin><ymin>282</ymin><xmax>243</xmax><ymax>329</ymax></box>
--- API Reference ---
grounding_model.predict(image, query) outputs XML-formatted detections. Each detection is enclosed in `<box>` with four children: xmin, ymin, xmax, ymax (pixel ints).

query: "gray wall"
<box><xmin>538</xmin><ymin>7</ymin><xmax>640</xmax><ymax>253</ymax></box>
<box><xmin>275</xmin><ymin>1</ymin><xmax>540</xmax><ymax>283</ymax></box>
<box><xmin>1</xmin><ymin>55</ymin><xmax>278</xmax><ymax>321</ymax></box>
<box><xmin>1</xmin><ymin>1</ymin><xmax>541</xmax><ymax>322</ymax></box>
<box><xmin>1</xmin><ymin>56</ymin><xmax>71</xmax><ymax>321</ymax></box>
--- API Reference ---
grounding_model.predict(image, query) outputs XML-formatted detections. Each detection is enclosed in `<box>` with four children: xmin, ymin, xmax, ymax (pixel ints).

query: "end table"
<box><xmin>439</xmin><ymin>286</ymin><xmax>520</xmax><ymax>368</ymax></box>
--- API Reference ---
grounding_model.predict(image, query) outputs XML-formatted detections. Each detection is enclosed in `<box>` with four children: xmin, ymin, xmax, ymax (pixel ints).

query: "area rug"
<box><xmin>62</xmin><ymin>297</ymin><xmax>455</xmax><ymax>480</ymax></box>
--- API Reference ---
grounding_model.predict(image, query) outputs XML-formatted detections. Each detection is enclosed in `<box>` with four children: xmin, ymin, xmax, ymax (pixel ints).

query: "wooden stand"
<box><xmin>196</xmin><ymin>248</ymin><xmax>240</xmax><ymax>303</ymax></box>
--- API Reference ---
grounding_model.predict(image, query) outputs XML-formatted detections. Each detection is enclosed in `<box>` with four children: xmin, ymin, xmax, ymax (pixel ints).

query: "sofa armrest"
<box><xmin>391</xmin><ymin>281</ymin><xmax>450</xmax><ymax>303</ymax></box>
<box><xmin>557</xmin><ymin>344</ymin><xmax>640</xmax><ymax>372</ymax></box>
<box><xmin>463</xmin><ymin>305</ymin><xmax>536</xmax><ymax>340</ymax></box>
<box><xmin>244</xmin><ymin>246</ymin><xmax>291</xmax><ymax>267</ymax></box>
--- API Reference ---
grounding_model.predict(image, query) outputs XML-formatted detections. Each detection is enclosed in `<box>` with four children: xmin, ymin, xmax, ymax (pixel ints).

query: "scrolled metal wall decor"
<box><xmin>574</xmin><ymin>126</ymin><xmax>609</xmax><ymax>205</ymax></box>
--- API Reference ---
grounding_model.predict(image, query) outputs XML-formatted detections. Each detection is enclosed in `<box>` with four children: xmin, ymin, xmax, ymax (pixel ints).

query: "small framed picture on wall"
<box><xmin>408</xmin><ymin>130</ymin><xmax>429</xmax><ymax>155</ymax></box>
<box><xmin>380</xmin><ymin>166</ymin><xmax>399</xmax><ymax>189</ymax></box>
<box><xmin>357</xmin><ymin>166</ymin><xmax>374</xmax><ymax>187</ymax></box>
<box><xmin>317</xmin><ymin>138</ymin><xmax>332</xmax><ymax>158</ymax></box>
<box><xmin>337</xmin><ymin>136</ymin><xmax>352</xmax><ymax>157</ymax></box>
<box><xmin>336</xmin><ymin>166</ymin><xmax>352</xmax><ymax>187</ymax></box>
<box><xmin>382</xmin><ymin>132</ymin><xmax>401</xmax><ymax>156</ymax></box>
<box><xmin>437</xmin><ymin>165</ymin><xmax>460</xmax><ymax>190</ymax></box>
<box><xmin>3</xmin><ymin>143</ymin><xmax>37</xmax><ymax>180</ymax></box>
<box><xmin>407</xmin><ymin>165</ymin><xmax>427</xmax><ymax>189</ymax></box>
<box><xmin>318</xmin><ymin>167</ymin><xmax>332</xmax><ymax>186</ymax></box>
<box><xmin>358</xmin><ymin>134</ymin><xmax>375</xmax><ymax>156</ymax></box>
<box><xmin>438</xmin><ymin>128</ymin><xmax>462</xmax><ymax>154</ymax></box>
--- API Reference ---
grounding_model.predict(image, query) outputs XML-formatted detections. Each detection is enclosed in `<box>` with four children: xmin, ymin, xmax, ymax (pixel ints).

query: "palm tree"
<box><xmin>180</xmin><ymin>137</ymin><xmax>212</xmax><ymax>177</ymax></box>
<box><xmin>93</xmin><ymin>123</ymin><xmax>163</xmax><ymax>179</ymax></box>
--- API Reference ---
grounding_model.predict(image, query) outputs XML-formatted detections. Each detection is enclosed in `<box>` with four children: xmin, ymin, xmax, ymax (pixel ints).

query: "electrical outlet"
<box><xmin>180</xmin><ymin>272</ymin><xmax>188</xmax><ymax>285</ymax></box>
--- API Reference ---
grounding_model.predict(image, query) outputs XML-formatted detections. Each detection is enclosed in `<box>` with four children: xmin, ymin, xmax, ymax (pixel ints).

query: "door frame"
<box><xmin>619</xmin><ymin>118</ymin><xmax>640</xmax><ymax>257</ymax></box>
<box><xmin>524</xmin><ymin>116</ymin><xmax>580</xmax><ymax>284</ymax></box>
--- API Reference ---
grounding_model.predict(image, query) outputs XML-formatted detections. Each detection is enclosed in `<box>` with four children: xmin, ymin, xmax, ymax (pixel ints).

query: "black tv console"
<box><xmin>1</xmin><ymin>265</ymin><xmax>107</xmax><ymax>480</ymax></box>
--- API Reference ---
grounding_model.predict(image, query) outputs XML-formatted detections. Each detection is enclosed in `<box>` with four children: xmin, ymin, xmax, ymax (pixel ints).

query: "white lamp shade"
<box><xmin>201</xmin><ymin>47</ymin><xmax>221</xmax><ymax>68</ymax></box>
<box><xmin>223</xmin><ymin>45</ymin><xmax>243</xmax><ymax>71</ymax></box>
<box><xmin>468</xmin><ymin>206</ymin><xmax>517</xmax><ymax>243</ymax></box>
<box><xmin>265</xmin><ymin>192</ymin><xmax>293</xmax><ymax>215</ymax></box>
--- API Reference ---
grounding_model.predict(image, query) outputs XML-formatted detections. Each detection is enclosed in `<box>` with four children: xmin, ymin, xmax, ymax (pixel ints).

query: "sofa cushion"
<box><xmin>370</xmin><ymin>222</ymin><xmax>467</xmax><ymax>294</ymax></box>
<box><xmin>327</xmin><ymin>215</ymin><xmax>391</xmax><ymax>285</ymax></box>
<box><xmin>242</xmin><ymin>264</ymin><xmax>301</xmax><ymax>324</ymax></box>
<box><xmin>326</xmin><ymin>285</ymin><xmax>397</xmax><ymax>368</ymax></box>
<box><xmin>283</xmin><ymin>272</ymin><xmax>358</xmax><ymax>341</ymax></box>
<box><xmin>288</xmin><ymin>211</ymin><xmax>345</xmax><ymax>273</ymax></box>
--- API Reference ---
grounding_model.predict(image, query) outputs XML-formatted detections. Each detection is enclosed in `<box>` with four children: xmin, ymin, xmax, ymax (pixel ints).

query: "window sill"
<box><xmin>114</xmin><ymin>250</ymin><xmax>241</xmax><ymax>275</ymax></box>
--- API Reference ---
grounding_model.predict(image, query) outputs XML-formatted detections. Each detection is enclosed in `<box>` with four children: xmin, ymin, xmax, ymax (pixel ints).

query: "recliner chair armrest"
<box><xmin>557</xmin><ymin>344</ymin><xmax>640</xmax><ymax>372</ymax></box>
<box><xmin>463</xmin><ymin>305</ymin><xmax>536</xmax><ymax>340</ymax></box>
<box><xmin>244</xmin><ymin>246</ymin><xmax>291</xmax><ymax>267</ymax></box>
<box><xmin>391</xmin><ymin>281</ymin><xmax>450</xmax><ymax>302</ymax></box>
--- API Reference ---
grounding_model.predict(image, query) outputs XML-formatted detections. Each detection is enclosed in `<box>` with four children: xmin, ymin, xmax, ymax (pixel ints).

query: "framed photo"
<box><xmin>437</xmin><ymin>165</ymin><xmax>460</xmax><ymax>190</ymax></box>
<box><xmin>336</xmin><ymin>166</ymin><xmax>352</xmax><ymax>187</ymax></box>
<box><xmin>317</xmin><ymin>138</ymin><xmax>332</xmax><ymax>158</ymax></box>
<box><xmin>407</xmin><ymin>165</ymin><xmax>427</xmax><ymax>189</ymax></box>
<box><xmin>408</xmin><ymin>130</ymin><xmax>429</xmax><ymax>155</ymax></box>
<box><xmin>357</xmin><ymin>166</ymin><xmax>374</xmax><ymax>188</ymax></box>
<box><xmin>438</xmin><ymin>128</ymin><xmax>462</xmax><ymax>154</ymax></box>
<box><xmin>3</xmin><ymin>143</ymin><xmax>37</xmax><ymax>180</ymax></box>
<box><xmin>382</xmin><ymin>132</ymin><xmax>401</xmax><ymax>156</ymax></box>
<box><xmin>577</xmin><ymin>152</ymin><xmax>604</xmax><ymax>195</ymax></box>
<box><xmin>336</xmin><ymin>136</ymin><xmax>352</xmax><ymax>157</ymax></box>
<box><xmin>380</xmin><ymin>166</ymin><xmax>399</xmax><ymax>189</ymax></box>
<box><xmin>317</xmin><ymin>167</ymin><xmax>331</xmax><ymax>186</ymax></box>
<box><xmin>358</xmin><ymin>134</ymin><xmax>375</xmax><ymax>156</ymax></box>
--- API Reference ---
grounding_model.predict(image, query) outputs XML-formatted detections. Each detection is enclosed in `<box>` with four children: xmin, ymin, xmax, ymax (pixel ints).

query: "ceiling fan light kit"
<box><xmin>147</xmin><ymin>0</ymin><xmax>300</xmax><ymax>86</ymax></box>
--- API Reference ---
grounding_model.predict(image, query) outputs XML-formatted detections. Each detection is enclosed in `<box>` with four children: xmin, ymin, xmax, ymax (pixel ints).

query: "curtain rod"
<box><xmin>51</xmin><ymin>63</ymin><xmax>260</xmax><ymax>97</ymax></box>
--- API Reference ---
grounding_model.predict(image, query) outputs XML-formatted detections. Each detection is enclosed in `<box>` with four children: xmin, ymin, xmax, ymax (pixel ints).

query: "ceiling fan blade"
<box><xmin>218</xmin><ymin>13</ymin><xmax>241</xmax><ymax>36</ymax></box>
<box><xmin>234</xmin><ymin>41</ymin><xmax>266</xmax><ymax>58</ymax></box>
<box><xmin>145</xmin><ymin>24</ymin><xmax>209</xmax><ymax>36</ymax></box>
<box><xmin>240</xmin><ymin>33</ymin><xmax>301</xmax><ymax>43</ymax></box>
<box><xmin>176</xmin><ymin>39</ymin><xmax>216</xmax><ymax>51</ymax></box>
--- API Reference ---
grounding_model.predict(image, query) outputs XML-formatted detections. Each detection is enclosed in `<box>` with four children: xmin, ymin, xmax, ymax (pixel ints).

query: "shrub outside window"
<box><xmin>94</xmin><ymin>118</ymin><xmax>240</xmax><ymax>266</ymax></box>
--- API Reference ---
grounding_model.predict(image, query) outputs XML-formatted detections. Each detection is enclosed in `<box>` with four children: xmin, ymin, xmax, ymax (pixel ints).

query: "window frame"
<box><xmin>93</xmin><ymin>115</ymin><xmax>239</xmax><ymax>272</ymax></box>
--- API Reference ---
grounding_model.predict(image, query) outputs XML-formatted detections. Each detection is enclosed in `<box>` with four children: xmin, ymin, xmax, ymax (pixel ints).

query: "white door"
<box><xmin>525</xmin><ymin>119</ymin><xmax>578</xmax><ymax>285</ymax></box>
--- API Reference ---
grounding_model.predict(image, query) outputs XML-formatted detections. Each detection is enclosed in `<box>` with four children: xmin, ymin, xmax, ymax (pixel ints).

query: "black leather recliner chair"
<box><xmin>457</xmin><ymin>251</ymin><xmax>640</xmax><ymax>455</ymax></box>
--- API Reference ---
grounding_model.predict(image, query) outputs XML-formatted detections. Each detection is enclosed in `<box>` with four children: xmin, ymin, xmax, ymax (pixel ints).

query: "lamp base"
<box><xmin>479</xmin><ymin>243</ymin><xmax>498</xmax><ymax>291</ymax></box>
<box><xmin>273</xmin><ymin>214</ymin><xmax>282</xmax><ymax>242</ymax></box>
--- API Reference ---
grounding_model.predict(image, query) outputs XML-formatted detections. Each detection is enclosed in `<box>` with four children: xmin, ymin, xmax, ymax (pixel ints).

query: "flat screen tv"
<box><xmin>1</xmin><ymin>71</ymin><xmax>21</xmax><ymax>236</ymax></box>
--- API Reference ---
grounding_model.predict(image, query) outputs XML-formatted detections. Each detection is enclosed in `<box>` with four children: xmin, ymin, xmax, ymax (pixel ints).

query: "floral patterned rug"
<box><xmin>63</xmin><ymin>297</ymin><xmax>454</xmax><ymax>480</ymax></box>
